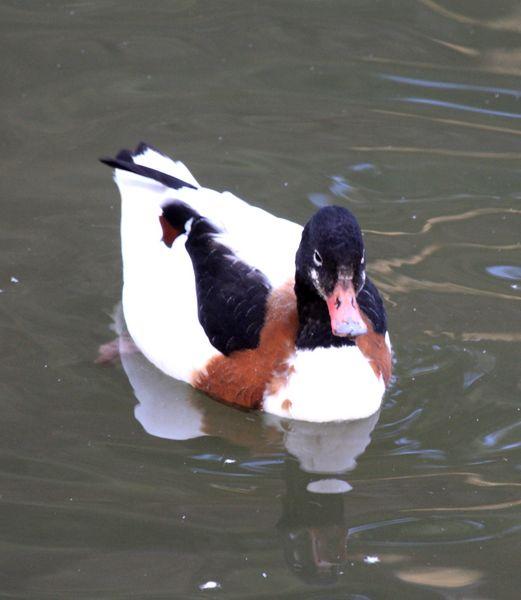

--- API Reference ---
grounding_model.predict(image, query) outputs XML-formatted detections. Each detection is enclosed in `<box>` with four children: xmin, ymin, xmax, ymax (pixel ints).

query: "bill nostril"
<box><xmin>335</xmin><ymin>297</ymin><xmax>341</xmax><ymax>309</ymax></box>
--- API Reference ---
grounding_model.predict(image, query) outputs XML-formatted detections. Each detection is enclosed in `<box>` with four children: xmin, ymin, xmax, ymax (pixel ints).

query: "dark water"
<box><xmin>2</xmin><ymin>1</ymin><xmax>521</xmax><ymax>598</ymax></box>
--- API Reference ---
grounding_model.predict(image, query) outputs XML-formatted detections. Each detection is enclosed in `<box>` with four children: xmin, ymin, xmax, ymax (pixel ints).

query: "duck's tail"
<box><xmin>100</xmin><ymin>142</ymin><xmax>200</xmax><ymax>191</ymax></box>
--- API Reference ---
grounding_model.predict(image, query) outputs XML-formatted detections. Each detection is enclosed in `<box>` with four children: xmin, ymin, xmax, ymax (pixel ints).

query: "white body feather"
<box><xmin>263</xmin><ymin>346</ymin><xmax>385</xmax><ymax>422</ymax></box>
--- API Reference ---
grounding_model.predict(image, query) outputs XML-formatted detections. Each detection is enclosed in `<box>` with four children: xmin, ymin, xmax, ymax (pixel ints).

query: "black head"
<box><xmin>296</xmin><ymin>206</ymin><xmax>365</xmax><ymax>296</ymax></box>
<box><xmin>295</xmin><ymin>206</ymin><xmax>367</xmax><ymax>338</ymax></box>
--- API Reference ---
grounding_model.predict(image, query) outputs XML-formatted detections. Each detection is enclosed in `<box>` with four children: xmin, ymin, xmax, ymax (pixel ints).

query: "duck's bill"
<box><xmin>326</xmin><ymin>280</ymin><xmax>367</xmax><ymax>338</ymax></box>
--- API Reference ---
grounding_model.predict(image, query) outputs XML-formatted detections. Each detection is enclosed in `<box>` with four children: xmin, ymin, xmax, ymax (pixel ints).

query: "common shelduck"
<box><xmin>101</xmin><ymin>143</ymin><xmax>392</xmax><ymax>422</ymax></box>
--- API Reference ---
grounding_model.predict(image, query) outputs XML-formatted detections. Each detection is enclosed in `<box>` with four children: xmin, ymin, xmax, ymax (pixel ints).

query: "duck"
<box><xmin>101</xmin><ymin>142</ymin><xmax>392</xmax><ymax>422</ymax></box>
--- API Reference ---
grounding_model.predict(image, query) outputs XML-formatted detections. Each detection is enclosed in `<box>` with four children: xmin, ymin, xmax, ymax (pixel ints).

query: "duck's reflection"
<box><xmin>266</xmin><ymin>415</ymin><xmax>380</xmax><ymax>581</ymax></box>
<box><xmin>110</xmin><ymin>308</ymin><xmax>380</xmax><ymax>583</ymax></box>
<box><xmin>277</xmin><ymin>459</ymin><xmax>350</xmax><ymax>584</ymax></box>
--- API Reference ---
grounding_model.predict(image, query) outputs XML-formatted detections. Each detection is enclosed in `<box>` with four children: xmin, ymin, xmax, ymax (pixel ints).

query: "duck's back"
<box><xmin>110</xmin><ymin>144</ymin><xmax>301</xmax><ymax>382</ymax></box>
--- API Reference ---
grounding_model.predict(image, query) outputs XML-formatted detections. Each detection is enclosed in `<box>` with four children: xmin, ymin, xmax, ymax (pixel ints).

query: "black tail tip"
<box><xmin>100</xmin><ymin>141</ymin><xmax>152</xmax><ymax>167</ymax></box>
<box><xmin>116</xmin><ymin>148</ymin><xmax>134</xmax><ymax>162</ymax></box>
<box><xmin>135</xmin><ymin>141</ymin><xmax>152</xmax><ymax>156</ymax></box>
<box><xmin>99</xmin><ymin>157</ymin><xmax>119</xmax><ymax>168</ymax></box>
<box><xmin>99</xmin><ymin>144</ymin><xmax>197</xmax><ymax>191</ymax></box>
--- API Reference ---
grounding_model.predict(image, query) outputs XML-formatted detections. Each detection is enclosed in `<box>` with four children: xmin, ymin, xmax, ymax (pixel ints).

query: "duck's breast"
<box><xmin>263</xmin><ymin>344</ymin><xmax>386</xmax><ymax>422</ymax></box>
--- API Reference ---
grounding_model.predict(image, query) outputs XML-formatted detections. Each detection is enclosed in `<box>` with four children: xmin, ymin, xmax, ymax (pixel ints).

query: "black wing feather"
<box><xmin>358</xmin><ymin>277</ymin><xmax>387</xmax><ymax>334</ymax></box>
<box><xmin>162</xmin><ymin>202</ymin><xmax>271</xmax><ymax>356</ymax></box>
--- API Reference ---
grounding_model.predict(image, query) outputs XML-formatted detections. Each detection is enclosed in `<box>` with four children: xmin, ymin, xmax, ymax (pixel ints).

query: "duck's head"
<box><xmin>296</xmin><ymin>206</ymin><xmax>367</xmax><ymax>338</ymax></box>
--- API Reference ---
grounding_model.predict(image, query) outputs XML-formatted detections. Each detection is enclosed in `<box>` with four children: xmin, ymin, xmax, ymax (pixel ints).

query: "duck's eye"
<box><xmin>313</xmin><ymin>249</ymin><xmax>323</xmax><ymax>267</ymax></box>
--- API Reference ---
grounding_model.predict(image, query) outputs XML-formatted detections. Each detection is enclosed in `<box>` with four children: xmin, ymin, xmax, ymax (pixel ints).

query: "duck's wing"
<box><xmin>161</xmin><ymin>201</ymin><xmax>272</xmax><ymax>356</ymax></box>
<box><xmin>358</xmin><ymin>277</ymin><xmax>387</xmax><ymax>335</ymax></box>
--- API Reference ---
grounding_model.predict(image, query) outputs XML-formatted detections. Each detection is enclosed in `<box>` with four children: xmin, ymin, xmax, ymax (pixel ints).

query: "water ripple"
<box><xmin>486</xmin><ymin>265</ymin><xmax>521</xmax><ymax>281</ymax></box>
<box><xmin>381</xmin><ymin>74</ymin><xmax>521</xmax><ymax>98</ymax></box>
<box><xmin>482</xmin><ymin>420</ymin><xmax>521</xmax><ymax>449</ymax></box>
<box><xmin>398</xmin><ymin>97</ymin><xmax>521</xmax><ymax>120</ymax></box>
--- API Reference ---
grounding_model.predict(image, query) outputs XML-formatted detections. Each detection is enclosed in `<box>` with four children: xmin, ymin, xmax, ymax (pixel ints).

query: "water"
<box><xmin>1</xmin><ymin>1</ymin><xmax>520</xmax><ymax>597</ymax></box>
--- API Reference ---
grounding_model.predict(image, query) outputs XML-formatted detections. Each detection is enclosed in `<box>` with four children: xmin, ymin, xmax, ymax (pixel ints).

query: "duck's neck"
<box><xmin>294</xmin><ymin>275</ymin><xmax>355</xmax><ymax>350</ymax></box>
